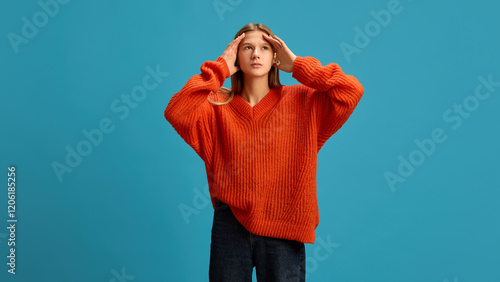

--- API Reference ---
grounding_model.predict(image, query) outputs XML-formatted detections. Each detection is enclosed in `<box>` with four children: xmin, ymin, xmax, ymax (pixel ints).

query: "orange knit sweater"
<box><xmin>164</xmin><ymin>56</ymin><xmax>364</xmax><ymax>244</ymax></box>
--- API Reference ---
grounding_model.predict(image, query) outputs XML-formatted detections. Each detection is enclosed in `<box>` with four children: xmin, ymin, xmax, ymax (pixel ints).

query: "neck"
<box><xmin>240</xmin><ymin>74</ymin><xmax>270</xmax><ymax>107</ymax></box>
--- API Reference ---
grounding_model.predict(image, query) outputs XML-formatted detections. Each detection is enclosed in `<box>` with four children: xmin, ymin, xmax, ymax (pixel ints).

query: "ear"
<box><xmin>273</xmin><ymin>52</ymin><xmax>276</xmax><ymax>63</ymax></box>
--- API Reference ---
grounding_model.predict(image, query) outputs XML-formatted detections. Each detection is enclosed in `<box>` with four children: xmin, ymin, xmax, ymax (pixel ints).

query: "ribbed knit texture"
<box><xmin>164</xmin><ymin>56</ymin><xmax>364</xmax><ymax>244</ymax></box>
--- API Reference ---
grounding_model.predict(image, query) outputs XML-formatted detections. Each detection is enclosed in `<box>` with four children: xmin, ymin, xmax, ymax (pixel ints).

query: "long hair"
<box><xmin>208</xmin><ymin>23</ymin><xmax>282</xmax><ymax>105</ymax></box>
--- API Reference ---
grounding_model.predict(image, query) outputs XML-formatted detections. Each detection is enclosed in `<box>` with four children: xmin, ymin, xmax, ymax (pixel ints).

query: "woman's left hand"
<box><xmin>263</xmin><ymin>34</ymin><xmax>297</xmax><ymax>73</ymax></box>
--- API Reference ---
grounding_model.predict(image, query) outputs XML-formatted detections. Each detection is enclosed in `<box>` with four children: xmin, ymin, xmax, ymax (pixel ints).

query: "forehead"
<box><xmin>240</xmin><ymin>31</ymin><xmax>270</xmax><ymax>45</ymax></box>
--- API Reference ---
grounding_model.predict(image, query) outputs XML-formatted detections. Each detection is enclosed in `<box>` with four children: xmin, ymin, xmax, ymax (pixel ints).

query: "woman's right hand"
<box><xmin>221</xmin><ymin>33</ymin><xmax>246</xmax><ymax>76</ymax></box>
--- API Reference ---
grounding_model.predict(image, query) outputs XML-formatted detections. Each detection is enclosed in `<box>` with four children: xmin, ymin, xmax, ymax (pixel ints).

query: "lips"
<box><xmin>251</xmin><ymin>63</ymin><xmax>262</xmax><ymax>67</ymax></box>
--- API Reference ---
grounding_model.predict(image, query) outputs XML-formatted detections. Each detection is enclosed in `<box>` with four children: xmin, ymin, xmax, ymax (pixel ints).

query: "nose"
<box><xmin>251</xmin><ymin>49</ymin><xmax>259</xmax><ymax>59</ymax></box>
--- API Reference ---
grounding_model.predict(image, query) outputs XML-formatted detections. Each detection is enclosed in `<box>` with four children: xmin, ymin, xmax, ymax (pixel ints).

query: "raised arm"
<box><xmin>292</xmin><ymin>56</ymin><xmax>364</xmax><ymax>149</ymax></box>
<box><xmin>164</xmin><ymin>34</ymin><xmax>246</xmax><ymax>161</ymax></box>
<box><xmin>264</xmin><ymin>34</ymin><xmax>364</xmax><ymax>151</ymax></box>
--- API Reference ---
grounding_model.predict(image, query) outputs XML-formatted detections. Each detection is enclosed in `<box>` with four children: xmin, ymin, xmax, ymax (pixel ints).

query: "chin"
<box><xmin>243</xmin><ymin>68</ymin><xmax>272</xmax><ymax>77</ymax></box>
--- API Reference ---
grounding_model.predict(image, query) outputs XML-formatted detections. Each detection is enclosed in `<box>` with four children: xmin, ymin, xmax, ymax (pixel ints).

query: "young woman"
<box><xmin>165</xmin><ymin>23</ymin><xmax>364</xmax><ymax>281</ymax></box>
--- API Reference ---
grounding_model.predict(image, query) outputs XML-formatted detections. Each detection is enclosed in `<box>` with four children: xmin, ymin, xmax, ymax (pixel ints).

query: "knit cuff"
<box><xmin>216</xmin><ymin>56</ymin><xmax>231</xmax><ymax>79</ymax></box>
<box><xmin>291</xmin><ymin>56</ymin><xmax>313</xmax><ymax>84</ymax></box>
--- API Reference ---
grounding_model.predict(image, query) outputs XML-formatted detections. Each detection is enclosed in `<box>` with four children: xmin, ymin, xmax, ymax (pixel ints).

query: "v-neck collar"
<box><xmin>230</xmin><ymin>87</ymin><xmax>282</xmax><ymax>120</ymax></box>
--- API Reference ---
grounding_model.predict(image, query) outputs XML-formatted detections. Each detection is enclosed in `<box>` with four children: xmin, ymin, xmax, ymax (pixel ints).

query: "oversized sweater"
<box><xmin>164</xmin><ymin>56</ymin><xmax>364</xmax><ymax>244</ymax></box>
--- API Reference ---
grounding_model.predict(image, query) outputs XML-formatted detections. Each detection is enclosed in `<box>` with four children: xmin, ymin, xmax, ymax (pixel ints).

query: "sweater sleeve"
<box><xmin>164</xmin><ymin>56</ymin><xmax>231</xmax><ymax>162</ymax></box>
<box><xmin>291</xmin><ymin>56</ymin><xmax>364</xmax><ymax>150</ymax></box>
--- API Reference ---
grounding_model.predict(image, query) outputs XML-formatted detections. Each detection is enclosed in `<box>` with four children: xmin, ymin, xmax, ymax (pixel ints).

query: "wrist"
<box><xmin>290</xmin><ymin>55</ymin><xmax>297</xmax><ymax>72</ymax></box>
<box><xmin>216</xmin><ymin>56</ymin><xmax>231</xmax><ymax>78</ymax></box>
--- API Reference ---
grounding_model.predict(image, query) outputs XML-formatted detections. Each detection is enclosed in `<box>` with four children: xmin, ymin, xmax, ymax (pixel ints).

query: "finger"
<box><xmin>234</xmin><ymin>33</ymin><xmax>246</xmax><ymax>44</ymax></box>
<box><xmin>264</xmin><ymin>34</ymin><xmax>281</xmax><ymax>49</ymax></box>
<box><xmin>229</xmin><ymin>33</ymin><xmax>245</xmax><ymax>51</ymax></box>
<box><xmin>272</xmin><ymin>35</ymin><xmax>289</xmax><ymax>52</ymax></box>
<box><xmin>228</xmin><ymin>33</ymin><xmax>243</xmax><ymax>48</ymax></box>
<box><xmin>272</xmin><ymin>35</ymin><xmax>285</xmax><ymax>45</ymax></box>
<box><xmin>263</xmin><ymin>34</ymin><xmax>282</xmax><ymax>50</ymax></box>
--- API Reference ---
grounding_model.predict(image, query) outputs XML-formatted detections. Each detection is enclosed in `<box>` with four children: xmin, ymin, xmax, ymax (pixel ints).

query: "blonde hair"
<box><xmin>208</xmin><ymin>23</ymin><xmax>282</xmax><ymax>105</ymax></box>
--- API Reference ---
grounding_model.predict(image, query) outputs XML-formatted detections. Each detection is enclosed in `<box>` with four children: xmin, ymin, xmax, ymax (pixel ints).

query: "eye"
<box><xmin>244</xmin><ymin>46</ymin><xmax>253</xmax><ymax>50</ymax></box>
<box><xmin>262</xmin><ymin>46</ymin><xmax>269</xmax><ymax>50</ymax></box>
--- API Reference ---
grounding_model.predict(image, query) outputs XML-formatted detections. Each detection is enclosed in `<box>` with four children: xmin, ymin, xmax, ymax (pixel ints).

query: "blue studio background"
<box><xmin>1</xmin><ymin>0</ymin><xmax>499</xmax><ymax>281</ymax></box>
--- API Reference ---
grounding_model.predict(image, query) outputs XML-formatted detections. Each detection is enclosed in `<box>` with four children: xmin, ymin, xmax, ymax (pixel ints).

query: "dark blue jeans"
<box><xmin>209</xmin><ymin>198</ymin><xmax>306</xmax><ymax>282</ymax></box>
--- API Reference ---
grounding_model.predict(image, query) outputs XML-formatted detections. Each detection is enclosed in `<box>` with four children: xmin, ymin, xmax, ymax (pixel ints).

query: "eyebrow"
<box><xmin>240</xmin><ymin>42</ymin><xmax>272</xmax><ymax>46</ymax></box>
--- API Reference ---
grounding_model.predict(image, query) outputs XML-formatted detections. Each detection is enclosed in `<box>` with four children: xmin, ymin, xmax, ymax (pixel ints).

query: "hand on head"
<box><xmin>262</xmin><ymin>34</ymin><xmax>296</xmax><ymax>73</ymax></box>
<box><xmin>221</xmin><ymin>32</ymin><xmax>297</xmax><ymax>75</ymax></box>
<box><xmin>221</xmin><ymin>33</ymin><xmax>246</xmax><ymax>76</ymax></box>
